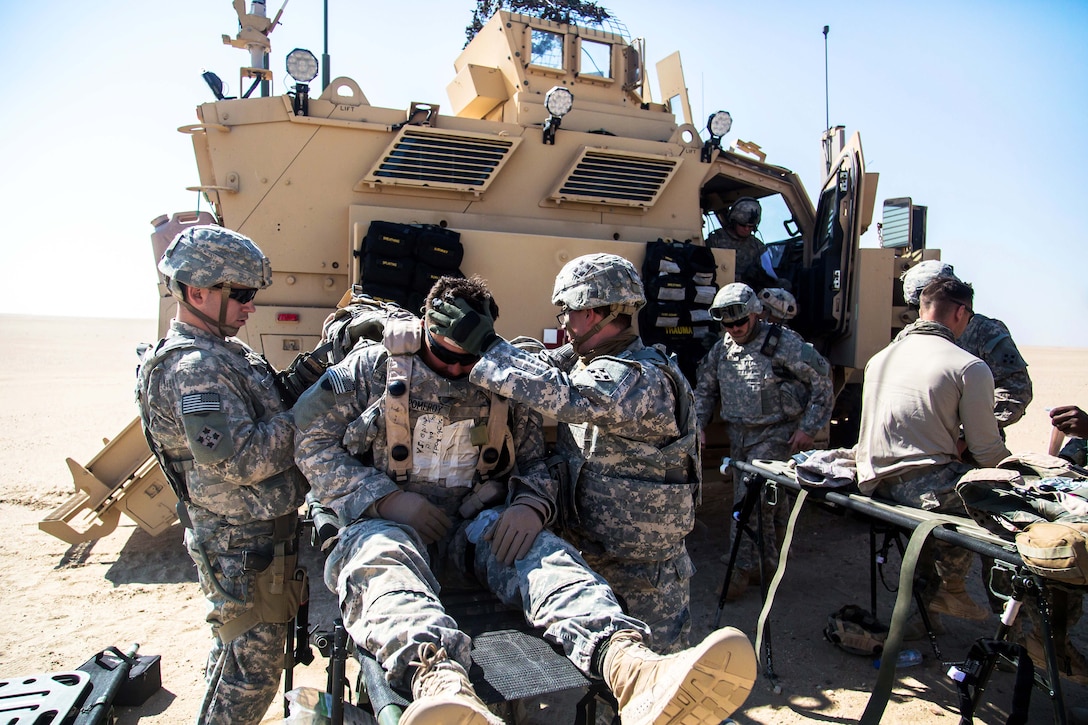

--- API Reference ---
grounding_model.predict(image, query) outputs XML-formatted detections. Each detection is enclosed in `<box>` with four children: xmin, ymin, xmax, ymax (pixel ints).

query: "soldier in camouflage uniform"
<box><xmin>706</xmin><ymin>197</ymin><xmax>780</xmax><ymax>291</ymax></box>
<box><xmin>427</xmin><ymin>255</ymin><xmax>702</xmax><ymax>655</ymax></box>
<box><xmin>900</xmin><ymin>260</ymin><xmax>1033</xmax><ymax>430</ymax></box>
<box><xmin>294</xmin><ymin>275</ymin><xmax>756</xmax><ymax>725</ymax></box>
<box><xmin>136</xmin><ymin>226</ymin><xmax>308</xmax><ymax>725</ymax></box>
<box><xmin>692</xmin><ymin>283</ymin><xmax>833</xmax><ymax>598</ymax></box>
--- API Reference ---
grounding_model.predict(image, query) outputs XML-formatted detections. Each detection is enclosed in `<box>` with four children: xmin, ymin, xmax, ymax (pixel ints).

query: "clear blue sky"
<box><xmin>1</xmin><ymin>1</ymin><xmax>1084</xmax><ymax>347</ymax></box>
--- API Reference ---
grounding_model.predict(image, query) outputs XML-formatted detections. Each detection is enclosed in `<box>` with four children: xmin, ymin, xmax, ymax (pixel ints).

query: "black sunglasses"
<box><xmin>721</xmin><ymin>317</ymin><xmax>749</xmax><ymax>329</ymax></box>
<box><xmin>426</xmin><ymin>332</ymin><xmax>480</xmax><ymax>366</ymax></box>
<box><xmin>215</xmin><ymin>285</ymin><xmax>259</xmax><ymax>304</ymax></box>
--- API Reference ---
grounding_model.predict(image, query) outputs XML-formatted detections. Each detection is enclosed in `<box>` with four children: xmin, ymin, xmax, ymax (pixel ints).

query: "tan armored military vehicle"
<box><xmin>41</xmin><ymin>1</ymin><xmax>938</xmax><ymax>544</ymax></box>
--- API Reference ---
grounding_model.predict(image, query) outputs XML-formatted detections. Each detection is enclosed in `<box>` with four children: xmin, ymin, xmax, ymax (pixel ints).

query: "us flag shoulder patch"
<box><xmin>327</xmin><ymin>367</ymin><xmax>356</xmax><ymax>395</ymax></box>
<box><xmin>181</xmin><ymin>392</ymin><xmax>222</xmax><ymax>415</ymax></box>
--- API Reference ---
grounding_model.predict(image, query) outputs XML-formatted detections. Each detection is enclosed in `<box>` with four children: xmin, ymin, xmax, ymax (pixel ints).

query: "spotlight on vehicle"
<box><xmin>542</xmin><ymin>86</ymin><xmax>574</xmax><ymax>145</ymax></box>
<box><xmin>286</xmin><ymin>48</ymin><xmax>319</xmax><ymax>84</ymax></box>
<box><xmin>286</xmin><ymin>48</ymin><xmax>319</xmax><ymax>116</ymax></box>
<box><xmin>702</xmin><ymin>110</ymin><xmax>732</xmax><ymax>162</ymax></box>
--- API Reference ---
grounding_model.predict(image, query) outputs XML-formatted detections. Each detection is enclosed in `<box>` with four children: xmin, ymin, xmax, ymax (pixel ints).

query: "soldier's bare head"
<box><xmin>919</xmin><ymin>277</ymin><xmax>974</xmax><ymax>337</ymax></box>
<box><xmin>427</xmin><ymin>275</ymin><xmax>499</xmax><ymax>322</ymax></box>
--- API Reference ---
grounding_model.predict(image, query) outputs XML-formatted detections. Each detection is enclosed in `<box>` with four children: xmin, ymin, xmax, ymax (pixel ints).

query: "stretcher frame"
<box><xmin>727</xmin><ymin>457</ymin><xmax>1078</xmax><ymax>725</ymax></box>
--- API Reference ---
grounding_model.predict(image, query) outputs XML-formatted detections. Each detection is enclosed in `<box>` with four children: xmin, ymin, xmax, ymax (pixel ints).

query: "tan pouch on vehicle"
<box><xmin>1015</xmin><ymin>520</ymin><xmax>1088</xmax><ymax>585</ymax></box>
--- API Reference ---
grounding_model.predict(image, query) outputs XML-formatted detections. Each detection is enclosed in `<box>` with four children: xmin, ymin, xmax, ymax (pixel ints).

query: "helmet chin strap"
<box><xmin>182</xmin><ymin>284</ymin><xmax>240</xmax><ymax>338</ymax></box>
<box><xmin>567</xmin><ymin>309</ymin><xmax>618</xmax><ymax>353</ymax></box>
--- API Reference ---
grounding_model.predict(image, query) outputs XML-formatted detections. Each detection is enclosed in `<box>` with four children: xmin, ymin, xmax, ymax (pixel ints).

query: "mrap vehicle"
<box><xmin>41</xmin><ymin>1</ymin><xmax>938</xmax><ymax>544</ymax></box>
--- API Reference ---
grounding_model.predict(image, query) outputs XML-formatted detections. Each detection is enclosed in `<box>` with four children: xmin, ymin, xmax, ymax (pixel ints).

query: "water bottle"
<box><xmin>873</xmin><ymin>648</ymin><xmax>923</xmax><ymax>669</ymax></box>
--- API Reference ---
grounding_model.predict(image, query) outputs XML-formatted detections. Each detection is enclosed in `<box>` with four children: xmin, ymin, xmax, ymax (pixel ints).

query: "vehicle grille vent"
<box><xmin>548</xmin><ymin>148</ymin><xmax>682</xmax><ymax>208</ymax></box>
<box><xmin>358</xmin><ymin>127</ymin><xmax>520</xmax><ymax>193</ymax></box>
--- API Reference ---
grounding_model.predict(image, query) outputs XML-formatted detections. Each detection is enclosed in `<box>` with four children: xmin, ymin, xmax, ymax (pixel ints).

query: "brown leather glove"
<box><xmin>375</xmin><ymin>490</ymin><xmax>451</xmax><ymax>545</ymax></box>
<box><xmin>486</xmin><ymin>503</ymin><xmax>544</xmax><ymax>566</ymax></box>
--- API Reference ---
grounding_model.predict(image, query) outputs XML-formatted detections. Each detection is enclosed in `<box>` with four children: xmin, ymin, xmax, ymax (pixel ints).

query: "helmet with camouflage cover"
<box><xmin>158</xmin><ymin>225</ymin><xmax>272</xmax><ymax>299</ymax></box>
<box><xmin>726</xmin><ymin>197</ymin><xmax>762</xmax><ymax>228</ymax></box>
<box><xmin>710</xmin><ymin>282</ymin><xmax>762</xmax><ymax>323</ymax></box>
<box><xmin>758</xmin><ymin>287</ymin><xmax>797</xmax><ymax>321</ymax></box>
<box><xmin>900</xmin><ymin>259</ymin><xmax>958</xmax><ymax>306</ymax></box>
<box><xmin>551</xmin><ymin>253</ymin><xmax>646</xmax><ymax>314</ymax></box>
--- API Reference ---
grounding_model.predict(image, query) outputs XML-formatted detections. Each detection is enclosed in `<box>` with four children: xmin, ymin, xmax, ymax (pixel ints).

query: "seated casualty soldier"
<box><xmin>693</xmin><ymin>283</ymin><xmax>833</xmax><ymax>599</ymax></box>
<box><xmin>293</xmin><ymin>275</ymin><xmax>757</xmax><ymax>725</ymax></box>
<box><xmin>137</xmin><ymin>226</ymin><xmax>308</xmax><ymax>725</ymax></box>
<box><xmin>427</xmin><ymin>255</ymin><xmax>702</xmax><ymax>654</ymax></box>
<box><xmin>857</xmin><ymin>277</ymin><xmax>1011</xmax><ymax>637</ymax></box>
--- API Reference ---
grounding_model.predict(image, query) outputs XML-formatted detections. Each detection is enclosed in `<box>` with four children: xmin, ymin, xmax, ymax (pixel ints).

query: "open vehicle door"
<box><xmin>796</xmin><ymin>132</ymin><xmax>875</xmax><ymax>353</ymax></box>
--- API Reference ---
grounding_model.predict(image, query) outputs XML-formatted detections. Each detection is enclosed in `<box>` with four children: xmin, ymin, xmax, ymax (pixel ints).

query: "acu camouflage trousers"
<box><xmin>323</xmin><ymin>506</ymin><xmax>648</xmax><ymax>691</ymax></box>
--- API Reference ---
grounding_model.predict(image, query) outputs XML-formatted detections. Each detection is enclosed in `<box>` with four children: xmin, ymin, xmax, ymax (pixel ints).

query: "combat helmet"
<box><xmin>551</xmin><ymin>253</ymin><xmax>646</xmax><ymax>314</ymax></box>
<box><xmin>159</xmin><ymin>225</ymin><xmax>272</xmax><ymax>298</ymax></box>
<box><xmin>758</xmin><ymin>287</ymin><xmax>798</xmax><ymax>321</ymax></box>
<box><xmin>158</xmin><ymin>225</ymin><xmax>272</xmax><ymax>337</ymax></box>
<box><xmin>710</xmin><ymin>282</ymin><xmax>762</xmax><ymax>323</ymax></box>
<box><xmin>726</xmin><ymin>197</ymin><xmax>762</xmax><ymax>228</ymax></box>
<box><xmin>552</xmin><ymin>253</ymin><xmax>645</xmax><ymax>351</ymax></box>
<box><xmin>900</xmin><ymin>259</ymin><xmax>958</xmax><ymax>306</ymax></box>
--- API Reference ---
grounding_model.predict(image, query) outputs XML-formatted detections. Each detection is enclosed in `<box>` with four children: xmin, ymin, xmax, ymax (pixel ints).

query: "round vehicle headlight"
<box><xmin>545</xmin><ymin>86</ymin><xmax>574</xmax><ymax>117</ymax></box>
<box><xmin>286</xmin><ymin>48</ymin><xmax>319</xmax><ymax>83</ymax></box>
<box><xmin>708</xmin><ymin>110</ymin><xmax>732</xmax><ymax>137</ymax></box>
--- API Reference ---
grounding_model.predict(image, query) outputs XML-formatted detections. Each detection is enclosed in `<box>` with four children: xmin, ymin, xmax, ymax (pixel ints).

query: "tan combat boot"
<box><xmin>602</xmin><ymin>629</ymin><xmax>757</xmax><ymax>725</ymax></box>
<box><xmin>928</xmin><ymin>574</ymin><xmax>990</xmax><ymax>621</ymax></box>
<box><xmin>1017</xmin><ymin>629</ymin><xmax>1088</xmax><ymax>687</ymax></box>
<box><xmin>400</xmin><ymin>642</ymin><xmax>505</xmax><ymax>725</ymax></box>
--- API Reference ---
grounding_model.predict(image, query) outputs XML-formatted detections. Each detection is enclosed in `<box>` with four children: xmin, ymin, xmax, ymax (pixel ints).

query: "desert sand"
<box><xmin>1</xmin><ymin>313</ymin><xmax>1085</xmax><ymax>724</ymax></box>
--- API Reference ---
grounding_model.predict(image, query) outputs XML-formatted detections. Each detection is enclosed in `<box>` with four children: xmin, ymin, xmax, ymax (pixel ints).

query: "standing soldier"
<box><xmin>693</xmin><ymin>283</ymin><xmax>834</xmax><ymax>599</ymax></box>
<box><xmin>137</xmin><ymin>226</ymin><xmax>308</xmax><ymax>725</ymax></box>
<box><xmin>707</xmin><ymin>197</ymin><xmax>779</xmax><ymax>291</ymax></box>
<box><xmin>427</xmin><ymin>254</ymin><xmax>701</xmax><ymax>654</ymax></box>
<box><xmin>900</xmin><ymin>260</ymin><xmax>1033</xmax><ymax>430</ymax></box>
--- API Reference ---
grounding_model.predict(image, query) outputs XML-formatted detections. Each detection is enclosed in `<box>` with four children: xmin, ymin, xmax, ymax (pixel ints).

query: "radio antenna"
<box><xmin>822</xmin><ymin>25</ymin><xmax>830</xmax><ymax>132</ymax></box>
<box><xmin>822</xmin><ymin>25</ymin><xmax>832</xmax><ymax>176</ymax></box>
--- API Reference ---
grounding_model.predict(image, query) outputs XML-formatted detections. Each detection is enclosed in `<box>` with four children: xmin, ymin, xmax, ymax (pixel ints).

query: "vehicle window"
<box><xmin>703</xmin><ymin>192</ymin><xmax>800</xmax><ymax>248</ymax></box>
<box><xmin>704</xmin><ymin>192</ymin><xmax>803</xmax><ymax>273</ymax></box>
<box><xmin>580</xmin><ymin>39</ymin><xmax>611</xmax><ymax>78</ymax></box>
<box><xmin>531</xmin><ymin>29</ymin><xmax>564</xmax><ymax>69</ymax></box>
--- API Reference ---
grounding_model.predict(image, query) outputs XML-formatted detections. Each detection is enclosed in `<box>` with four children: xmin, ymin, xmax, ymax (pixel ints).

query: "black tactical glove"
<box><xmin>427</xmin><ymin>297</ymin><xmax>499</xmax><ymax>355</ymax></box>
